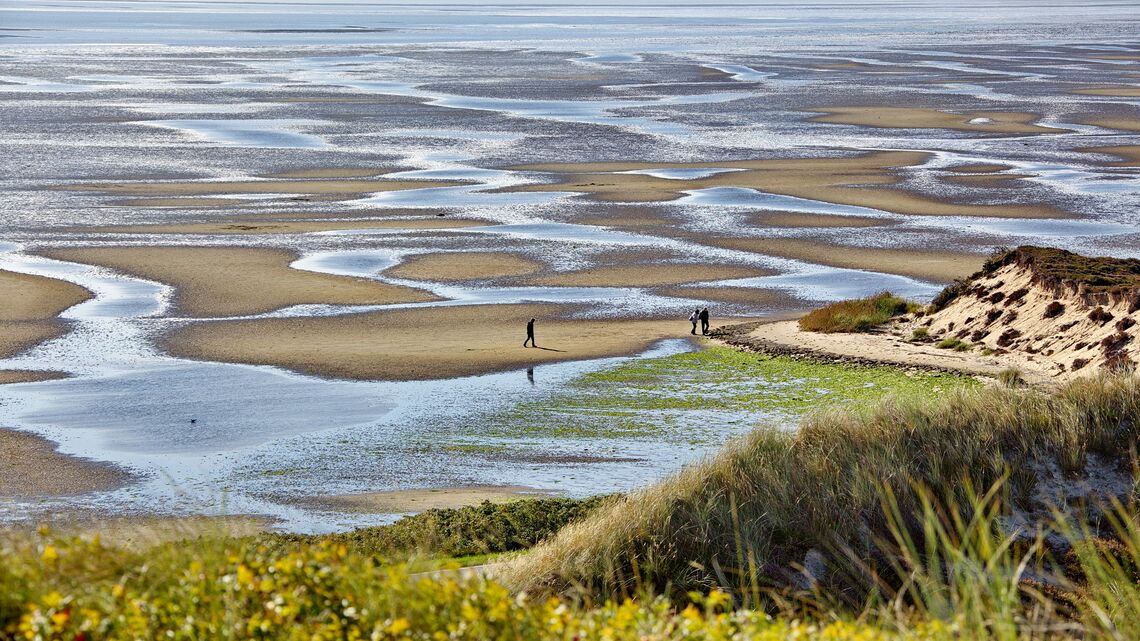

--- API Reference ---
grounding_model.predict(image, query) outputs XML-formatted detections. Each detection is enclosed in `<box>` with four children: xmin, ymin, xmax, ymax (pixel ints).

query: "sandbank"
<box><xmin>61</xmin><ymin>178</ymin><xmax>466</xmax><ymax>197</ymax></box>
<box><xmin>113</xmin><ymin>197</ymin><xmax>243</xmax><ymax>208</ymax></box>
<box><xmin>267</xmin><ymin>167</ymin><xmax>394</xmax><ymax>179</ymax></box>
<box><xmin>808</xmin><ymin>107</ymin><xmax>1067</xmax><ymax>134</ymax></box>
<box><xmin>1073</xmin><ymin>87</ymin><xmax>1140</xmax><ymax>97</ymax></box>
<box><xmin>510</xmin><ymin>151</ymin><xmax>1067</xmax><ymax>218</ymax></box>
<box><xmin>40</xmin><ymin>246</ymin><xmax>437</xmax><ymax>317</ymax></box>
<box><xmin>1082</xmin><ymin>117</ymin><xmax>1140</xmax><ymax>132</ymax></box>
<box><xmin>386</xmin><ymin>252</ymin><xmax>545</xmax><ymax>282</ymax></box>
<box><xmin>749</xmin><ymin>211</ymin><xmax>888</xmax><ymax>228</ymax></box>
<box><xmin>308</xmin><ymin>486</ymin><xmax>558</xmax><ymax>514</ymax></box>
<box><xmin>164</xmin><ymin>304</ymin><xmax>696</xmax><ymax>381</ymax></box>
<box><xmin>0</xmin><ymin>269</ymin><xmax>92</xmax><ymax>357</ymax></box>
<box><xmin>0</xmin><ymin>430</ymin><xmax>130</xmax><ymax>499</ymax></box>
<box><xmin>0</xmin><ymin>370</ymin><xmax>68</xmax><ymax>385</ymax></box>
<box><xmin>945</xmin><ymin>163</ymin><xmax>1014</xmax><ymax>174</ymax></box>
<box><xmin>1080</xmin><ymin>145</ymin><xmax>1140</xmax><ymax>167</ymax></box>
<box><xmin>704</xmin><ymin>237</ymin><xmax>983</xmax><ymax>282</ymax></box>
<box><xmin>81</xmin><ymin>218</ymin><xmax>489</xmax><ymax>235</ymax></box>
<box><xmin>528</xmin><ymin>264</ymin><xmax>772</xmax><ymax>288</ymax></box>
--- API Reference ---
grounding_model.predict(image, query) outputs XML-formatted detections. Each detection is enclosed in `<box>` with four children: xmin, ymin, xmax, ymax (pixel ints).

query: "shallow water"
<box><xmin>1</xmin><ymin>0</ymin><xmax>1139</xmax><ymax>530</ymax></box>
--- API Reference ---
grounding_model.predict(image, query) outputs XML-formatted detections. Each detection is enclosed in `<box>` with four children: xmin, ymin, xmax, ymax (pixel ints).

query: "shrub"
<box><xmin>1089</xmin><ymin>307</ymin><xmax>1114</xmax><ymax>324</ymax></box>
<box><xmin>909</xmin><ymin>327</ymin><xmax>929</xmax><ymax>342</ymax></box>
<box><xmin>1044</xmin><ymin>301</ymin><xmax>1065</xmax><ymax>319</ymax></box>
<box><xmin>997</xmin><ymin>368</ymin><xmax>1025</xmax><ymax>387</ymax></box>
<box><xmin>936</xmin><ymin>337</ymin><xmax>971</xmax><ymax>352</ymax></box>
<box><xmin>799</xmin><ymin>292</ymin><xmax>915</xmax><ymax>333</ymax></box>
<box><xmin>996</xmin><ymin>328</ymin><xmax>1021</xmax><ymax>347</ymax></box>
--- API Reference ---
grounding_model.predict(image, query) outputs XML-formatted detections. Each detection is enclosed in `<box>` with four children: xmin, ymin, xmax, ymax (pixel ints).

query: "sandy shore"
<box><xmin>808</xmin><ymin>107</ymin><xmax>1067</xmax><ymax>134</ymax></box>
<box><xmin>40</xmin><ymin>246</ymin><xmax>437</xmax><ymax>317</ymax></box>
<box><xmin>165</xmin><ymin>304</ymin><xmax>696</xmax><ymax>380</ymax></box>
<box><xmin>509</xmin><ymin>151</ymin><xmax>1067</xmax><ymax>218</ymax></box>
<box><xmin>61</xmin><ymin>177</ymin><xmax>466</xmax><ymax>197</ymax></box>
<box><xmin>715</xmin><ymin>319</ymin><xmax>1053</xmax><ymax>385</ymax></box>
<box><xmin>307</xmin><ymin>486</ymin><xmax>558</xmax><ymax>514</ymax></box>
<box><xmin>0</xmin><ymin>429</ymin><xmax>130</xmax><ymax>499</ymax></box>
<box><xmin>80</xmin><ymin>218</ymin><xmax>490</xmax><ymax>235</ymax></box>
<box><xmin>0</xmin><ymin>370</ymin><xmax>68</xmax><ymax>385</ymax></box>
<box><xmin>386</xmin><ymin>252</ymin><xmax>545</xmax><ymax>282</ymax></box>
<box><xmin>700</xmin><ymin>237</ymin><xmax>984</xmax><ymax>282</ymax></box>
<box><xmin>529</xmin><ymin>264</ymin><xmax>772</xmax><ymax>288</ymax></box>
<box><xmin>1081</xmin><ymin>145</ymin><xmax>1140</xmax><ymax>167</ymax></box>
<box><xmin>0</xmin><ymin>269</ymin><xmax>93</xmax><ymax>357</ymax></box>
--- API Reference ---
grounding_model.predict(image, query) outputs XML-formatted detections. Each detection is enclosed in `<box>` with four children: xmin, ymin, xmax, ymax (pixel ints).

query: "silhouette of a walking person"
<box><xmin>689</xmin><ymin>309</ymin><xmax>699</xmax><ymax>335</ymax></box>
<box><xmin>699</xmin><ymin>307</ymin><xmax>710</xmax><ymax>335</ymax></box>
<box><xmin>523</xmin><ymin>317</ymin><xmax>537</xmax><ymax>347</ymax></box>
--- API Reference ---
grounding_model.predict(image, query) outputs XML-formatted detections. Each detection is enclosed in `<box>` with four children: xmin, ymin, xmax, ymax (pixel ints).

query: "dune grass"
<box><xmin>501</xmin><ymin>374</ymin><xmax>1140</xmax><ymax>602</ymax></box>
<box><xmin>799</xmin><ymin>291</ymin><xmax>918</xmax><ymax>333</ymax></box>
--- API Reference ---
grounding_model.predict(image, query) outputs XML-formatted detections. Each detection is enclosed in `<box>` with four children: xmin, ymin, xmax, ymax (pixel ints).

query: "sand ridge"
<box><xmin>164</xmin><ymin>303</ymin><xmax>701</xmax><ymax>381</ymax></box>
<box><xmin>527</xmin><ymin>264</ymin><xmax>773</xmax><ymax>288</ymax></box>
<box><xmin>808</xmin><ymin>107</ymin><xmax>1068</xmax><ymax>134</ymax></box>
<box><xmin>77</xmin><ymin>218</ymin><xmax>490</xmax><ymax>235</ymax></box>
<box><xmin>1080</xmin><ymin>145</ymin><xmax>1140</xmax><ymax>167</ymax></box>
<box><xmin>386</xmin><ymin>252</ymin><xmax>545</xmax><ymax>282</ymax></box>
<box><xmin>40</xmin><ymin>246</ymin><xmax>438</xmax><ymax>317</ymax></box>
<box><xmin>0</xmin><ymin>370</ymin><xmax>68</xmax><ymax>385</ymax></box>
<box><xmin>508</xmin><ymin>150</ymin><xmax>1068</xmax><ymax>218</ymax></box>
<box><xmin>0</xmin><ymin>429</ymin><xmax>130</xmax><ymax>498</ymax></box>
<box><xmin>0</xmin><ymin>269</ymin><xmax>93</xmax><ymax>357</ymax></box>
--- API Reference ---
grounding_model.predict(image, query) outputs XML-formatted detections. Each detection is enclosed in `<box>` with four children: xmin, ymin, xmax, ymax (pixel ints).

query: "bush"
<box><xmin>909</xmin><ymin>327</ymin><xmax>930</xmax><ymax>342</ymax></box>
<box><xmin>936</xmin><ymin>336</ymin><xmax>971</xmax><ymax>351</ymax></box>
<box><xmin>799</xmin><ymin>292</ymin><xmax>916</xmax><ymax>334</ymax></box>
<box><xmin>264</xmin><ymin>495</ymin><xmax>615</xmax><ymax>559</ymax></box>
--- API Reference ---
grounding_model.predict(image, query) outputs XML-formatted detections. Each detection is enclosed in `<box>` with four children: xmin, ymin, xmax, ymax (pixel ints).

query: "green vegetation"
<box><xmin>935</xmin><ymin>336</ymin><xmax>971</xmax><ymax>351</ymax></box>
<box><xmin>798</xmin><ymin>291</ymin><xmax>917</xmax><ymax>333</ymax></box>
<box><xmin>265</xmin><ymin>495</ymin><xmax>614</xmax><ymax>559</ymax></box>
<box><xmin>5</xmin><ymin>375</ymin><xmax>1140</xmax><ymax>640</ymax></box>
<box><xmin>490</xmin><ymin>347</ymin><xmax>976</xmax><ymax>441</ymax></box>
<box><xmin>998</xmin><ymin>367</ymin><xmax>1026</xmax><ymax>387</ymax></box>
<box><xmin>504</xmin><ymin>374</ymin><xmax>1140</xmax><ymax>603</ymax></box>
<box><xmin>909</xmin><ymin>327</ymin><xmax>930</xmax><ymax>342</ymax></box>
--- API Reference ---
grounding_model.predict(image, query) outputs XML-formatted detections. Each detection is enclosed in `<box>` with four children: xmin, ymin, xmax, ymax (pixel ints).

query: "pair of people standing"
<box><xmin>689</xmin><ymin>307</ymin><xmax>710</xmax><ymax>335</ymax></box>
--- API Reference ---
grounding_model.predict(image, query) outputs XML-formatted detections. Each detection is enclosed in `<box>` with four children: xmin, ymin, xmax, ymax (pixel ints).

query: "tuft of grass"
<box><xmin>799</xmin><ymin>292</ymin><xmax>916</xmax><ymax>333</ymax></box>
<box><xmin>935</xmin><ymin>336</ymin><xmax>971</xmax><ymax>352</ymax></box>
<box><xmin>909</xmin><ymin>327</ymin><xmax>930</xmax><ymax>342</ymax></box>
<box><xmin>997</xmin><ymin>367</ymin><xmax>1025</xmax><ymax>387</ymax></box>
<box><xmin>503</xmin><ymin>374</ymin><xmax>1140</xmax><ymax>601</ymax></box>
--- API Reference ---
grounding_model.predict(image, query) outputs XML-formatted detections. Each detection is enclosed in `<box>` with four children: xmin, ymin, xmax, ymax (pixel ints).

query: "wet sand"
<box><xmin>164</xmin><ymin>304</ymin><xmax>695</xmax><ymax>380</ymax></box>
<box><xmin>749</xmin><ymin>211</ymin><xmax>889</xmax><ymax>228</ymax></box>
<box><xmin>807</xmin><ymin>107</ymin><xmax>1066</xmax><ymax>134</ymax></box>
<box><xmin>0</xmin><ymin>370</ymin><xmax>68</xmax><ymax>385</ymax></box>
<box><xmin>81</xmin><ymin>218</ymin><xmax>490</xmax><ymax>235</ymax></box>
<box><xmin>0</xmin><ymin>270</ymin><xmax>93</xmax><ymax>357</ymax></box>
<box><xmin>1083</xmin><ymin>117</ymin><xmax>1140</xmax><ymax>133</ymax></box>
<box><xmin>510</xmin><ymin>151</ymin><xmax>1068</xmax><ymax>218</ymax></box>
<box><xmin>529</xmin><ymin>264</ymin><xmax>772</xmax><ymax>288</ymax></box>
<box><xmin>267</xmin><ymin>167</ymin><xmax>395</xmax><ymax>179</ymax></box>
<box><xmin>60</xmin><ymin>177</ymin><xmax>467</xmax><ymax>197</ymax></box>
<box><xmin>386</xmin><ymin>252</ymin><xmax>545</xmax><ymax>282</ymax></box>
<box><xmin>1081</xmin><ymin>145</ymin><xmax>1140</xmax><ymax>167</ymax></box>
<box><xmin>653</xmin><ymin>286</ymin><xmax>802</xmax><ymax>308</ymax></box>
<box><xmin>0</xmin><ymin>430</ymin><xmax>130</xmax><ymax>498</ymax></box>
<box><xmin>703</xmin><ymin>237</ymin><xmax>984</xmax><ymax>282</ymax></box>
<box><xmin>40</xmin><ymin>246</ymin><xmax>438</xmax><ymax>317</ymax></box>
<box><xmin>308</xmin><ymin>486</ymin><xmax>558</xmax><ymax>514</ymax></box>
<box><xmin>113</xmin><ymin>197</ymin><xmax>245</xmax><ymax>207</ymax></box>
<box><xmin>945</xmin><ymin>163</ymin><xmax>1015</xmax><ymax>173</ymax></box>
<box><xmin>1073</xmin><ymin>87</ymin><xmax>1140</xmax><ymax>97</ymax></box>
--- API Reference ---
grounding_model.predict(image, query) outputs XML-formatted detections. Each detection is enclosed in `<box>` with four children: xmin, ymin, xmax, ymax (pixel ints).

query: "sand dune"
<box><xmin>41</xmin><ymin>246</ymin><xmax>437</xmax><ymax>317</ymax></box>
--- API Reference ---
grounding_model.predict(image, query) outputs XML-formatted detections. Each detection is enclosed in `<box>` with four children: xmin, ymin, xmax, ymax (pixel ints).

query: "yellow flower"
<box><xmin>40</xmin><ymin>545</ymin><xmax>59</xmax><ymax>563</ymax></box>
<box><xmin>387</xmin><ymin>618</ymin><xmax>411</xmax><ymax>635</ymax></box>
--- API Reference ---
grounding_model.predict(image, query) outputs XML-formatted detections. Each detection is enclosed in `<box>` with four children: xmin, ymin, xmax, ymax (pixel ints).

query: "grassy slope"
<box><xmin>502</xmin><ymin>374</ymin><xmax>1140</xmax><ymax>599</ymax></box>
<box><xmin>799</xmin><ymin>291</ymin><xmax>917</xmax><ymax>333</ymax></box>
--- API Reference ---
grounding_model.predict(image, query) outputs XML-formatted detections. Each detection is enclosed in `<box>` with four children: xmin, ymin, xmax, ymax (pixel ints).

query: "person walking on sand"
<box><xmin>699</xmin><ymin>307</ymin><xmax>710</xmax><ymax>335</ymax></box>
<box><xmin>523</xmin><ymin>317</ymin><xmax>537</xmax><ymax>348</ymax></box>
<box><xmin>688</xmin><ymin>309</ymin><xmax>699</xmax><ymax>335</ymax></box>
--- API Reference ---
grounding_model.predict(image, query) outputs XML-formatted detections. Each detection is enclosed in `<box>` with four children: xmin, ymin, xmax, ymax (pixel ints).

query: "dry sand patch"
<box><xmin>749</xmin><ymin>211</ymin><xmax>889</xmax><ymax>228</ymax></box>
<box><xmin>308</xmin><ymin>486</ymin><xmax>557</xmax><ymax>514</ymax></box>
<box><xmin>83</xmin><ymin>218</ymin><xmax>489</xmax><ymax>235</ymax></box>
<box><xmin>807</xmin><ymin>107</ymin><xmax>1068</xmax><ymax>134</ymax></box>
<box><xmin>1082</xmin><ymin>117</ymin><xmax>1140</xmax><ymax>132</ymax></box>
<box><xmin>40</xmin><ymin>246</ymin><xmax>437</xmax><ymax>317</ymax></box>
<box><xmin>529</xmin><ymin>264</ymin><xmax>772</xmax><ymax>288</ymax></box>
<box><xmin>1073</xmin><ymin>86</ymin><xmax>1140</xmax><ymax>97</ymax></box>
<box><xmin>386</xmin><ymin>252</ymin><xmax>545</xmax><ymax>282</ymax></box>
<box><xmin>0</xmin><ymin>269</ymin><xmax>92</xmax><ymax>357</ymax></box>
<box><xmin>510</xmin><ymin>151</ymin><xmax>1067</xmax><ymax>218</ymax></box>
<box><xmin>164</xmin><ymin>304</ymin><xmax>695</xmax><ymax>381</ymax></box>
<box><xmin>0</xmin><ymin>430</ymin><xmax>130</xmax><ymax>498</ymax></box>
<box><xmin>704</xmin><ymin>237</ymin><xmax>984</xmax><ymax>282</ymax></box>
